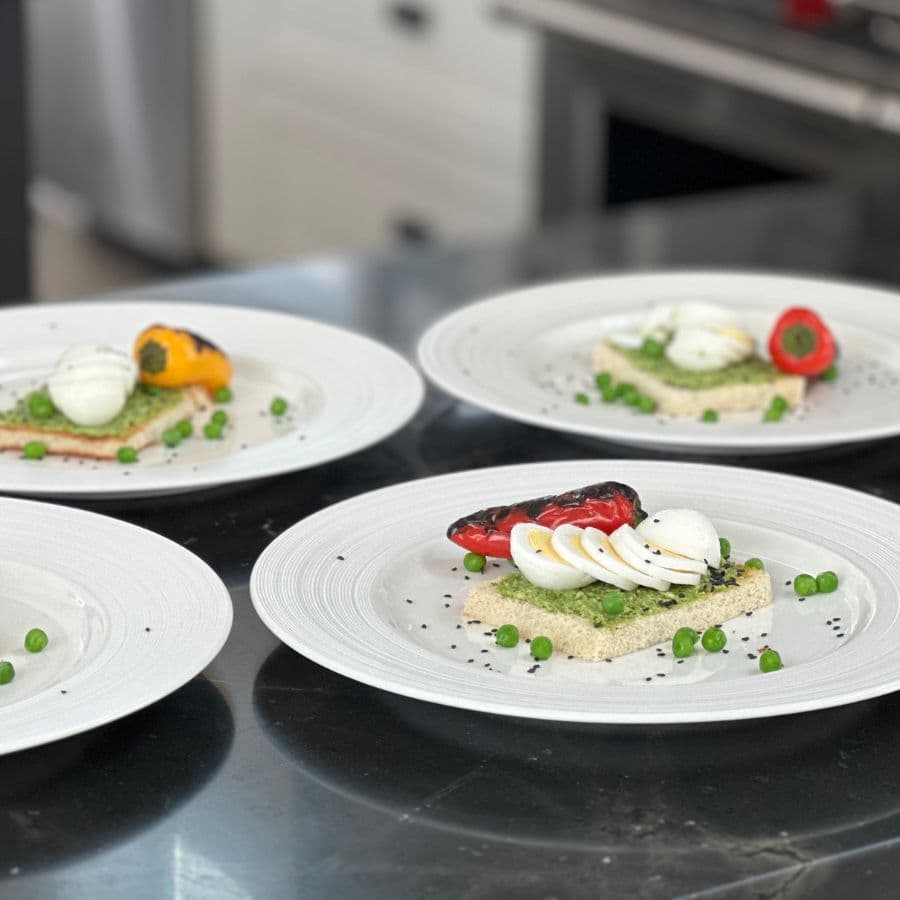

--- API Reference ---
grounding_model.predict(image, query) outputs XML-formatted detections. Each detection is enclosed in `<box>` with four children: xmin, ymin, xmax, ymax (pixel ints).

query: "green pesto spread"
<box><xmin>497</xmin><ymin>563</ymin><xmax>744</xmax><ymax>629</ymax></box>
<box><xmin>0</xmin><ymin>384</ymin><xmax>184</xmax><ymax>437</ymax></box>
<box><xmin>612</xmin><ymin>344</ymin><xmax>780</xmax><ymax>390</ymax></box>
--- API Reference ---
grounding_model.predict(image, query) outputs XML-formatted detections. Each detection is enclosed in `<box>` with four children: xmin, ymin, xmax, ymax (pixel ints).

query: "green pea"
<box><xmin>701</xmin><ymin>409</ymin><xmax>718</xmax><ymax>423</ymax></box>
<box><xmin>0</xmin><ymin>661</ymin><xmax>14</xmax><ymax>685</ymax></box>
<box><xmin>463</xmin><ymin>552</ymin><xmax>486</xmax><ymax>573</ymax></box>
<box><xmin>701</xmin><ymin>626</ymin><xmax>727</xmax><ymax>652</ymax></box>
<box><xmin>794</xmin><ymin>573</ymin><xmax>818</xmax><ymax>597</ymax></box>
<box><xmin>641</xmin><ymin>338</ymin><xmax>665</xmax><ymax>358</ymax></box>
<box><xmin>681</xmin><ymin>627</ymin><xmax>700</xmax><ymax>645</ymax></box>
<box><xmin>614</xmin><ymin>382</ymin><xmax>635</xmax><ymax>399</ymax></box>
<box><xmin>601</xmin><ymin>592</ymin><xmax>625</xmax><ymax>617</ymax></box>
<box><xmin>816</xmin><ymin>570</ymin><xmax>839</xmax><ymax>593</ymax></box>
<box><xmin>623</xmin><ymin>388</ymin><xmax>642</xmax><ymax>407</ymax></box>
<box><xmin>211</xmin><ymin>409</ymin><xmax>228</xmax><ymax>427</ymax></box>
<box><xmin>719</xmin><ymin>537</ymin><xmax>731</xmax><ymax>559</ymax></box>
<box><xmin>763</xmin><ymin>408</ymin><xmax>783</xmax><ymax>423</ymax></box>
<box><xmin>594</xmin><ymin>372</ymin><xmax>613</xmax><ymax>390</ymax></box>
<box><xmin>573</xmin><ymin>392</ymin><xmax>590</xmax><ymax>406</ymax></box>
<box><xmin>531</xmin><ymin>635</ymin><xmax>553</xmax><ymax>661</ymax></box>
<box><xmin>770</xmin><ymin>395</ymin><xmax>789</xmax><ymax>414</ymax></box>
<box><xmin>176</xmin><ymin>419</ymin><xmax>194</xmax><ymax>438</ymax></box>
<box><xmin>27</xmin><ymin>391</ymin><xmax>54</xmax><ymax>420</ymax></box>
<box><xmin>204</xmin><ymin>422</ymin><xmax>223</xmax><ymax>440</ymax></box>
<box><xmin>759</xmin><ymin>649</ymin><xmax>783</xmax><ymax>673</ymax></box>
<box><xmin>24</xmin><ymin>628</ymin><xmax>48</xmax><ymax>653</ymax></box>
<box><xmin>672</xmin><ymin>628</ymin><xmax>695</xmax><ymax>659</ymax></box>
<box><xmin>141</xmin><ymin>383</ymin><xmax>162</xmax><ymax>395</ymax></box>
<box><xmin>495</xmin><ymin>624</ymin><xmax>519</xmax><ymax>648</ymax></box>
<box><xmin>744</xmin><ymin>558</ymin><xmax>764</xmax><ymax>570</ymax></box>
<box><xmin>214</xmin><ymin>385</ymin><xmax>233</xmax><ymax>403</ymax></box>
<box><xmin>163</xmin><ymin>427</ymin><xmax>182</xmax><ymax>448</ymax></box>
<box><xmin>820</xmin><ymin>364</ymin><xmax>839</xmax><ymax>382</ymax></box>
<box><xmin>270</xmin><ymin>396</ymin><xmax>288</xmax><ymax>416</ymax></box>
<box><xmin>637</xmin><ymin>396</ymin><xmax>657</xmax><ymax>414</ymax></box>
<box><xmin>599</xmin><ymin>385</ymin><xmax>617</xmax><ymax>403</ymax></box>
<box><xmin>116</xmin><ymin>446</ymin><xmax>138</xmax><ymax>464</ymax></box>
<box><xmin>23</xmin><ymin>441</ymin><xmax>46</xmax><ymax>460</ymax></box>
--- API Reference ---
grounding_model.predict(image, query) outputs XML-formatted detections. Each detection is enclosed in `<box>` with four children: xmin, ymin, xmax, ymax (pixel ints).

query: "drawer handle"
<box><xmin>388</xmin><ymin>2</ymin><xmax>433</xmax><ymax>34</ymax></box>
<box><xmin>393</xmin><ymin>216</ymin><xmax>434</xmax><ymax>245</ymax></box>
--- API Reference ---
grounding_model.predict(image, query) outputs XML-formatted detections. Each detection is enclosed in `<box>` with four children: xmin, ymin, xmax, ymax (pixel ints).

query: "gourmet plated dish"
<box><xmin>591</xmin><ymin>303</ymin><xmax>837</xmax><ymax>420</ymax></box>
<box><xmin>0</xmin><ymin>325</ymin><xmax>289</xmax><ymax>463</ymax></box>
<box><xmin>448</xmin><ymin>480</ymin><xmax>839</xmax><ymax>672</ymax></box>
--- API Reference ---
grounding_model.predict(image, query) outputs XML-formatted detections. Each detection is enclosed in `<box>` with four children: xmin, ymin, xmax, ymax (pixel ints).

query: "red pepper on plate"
<box><xmin>447</xmin><ymin>481</ymin><xmax>646</xmax><ymax>558</ymax></box>
<box><xmin>768</xmin><ymin>307</ymin><xmax>836</xmax><ymax>376</ymax></box>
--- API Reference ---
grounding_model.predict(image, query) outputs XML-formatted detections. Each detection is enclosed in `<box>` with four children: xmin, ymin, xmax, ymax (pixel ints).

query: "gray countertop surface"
<box><xmin>6</xmin><ymin>176</ymin><xmax>900</xmax><ymax>898</ymax></box>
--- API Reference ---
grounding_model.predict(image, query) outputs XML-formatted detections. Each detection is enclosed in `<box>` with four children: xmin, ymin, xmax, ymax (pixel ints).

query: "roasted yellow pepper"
<box><xmin>134</xmin><ymin>325</ymin><xmax>232</xmax><ymax>394</ymax></box>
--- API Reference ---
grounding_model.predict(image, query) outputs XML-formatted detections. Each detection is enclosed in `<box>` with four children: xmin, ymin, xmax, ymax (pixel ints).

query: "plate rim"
<box><xmin>250</xmin><ymin>458</ymin><xmax>900</xmax><ymax>724</ymax></box>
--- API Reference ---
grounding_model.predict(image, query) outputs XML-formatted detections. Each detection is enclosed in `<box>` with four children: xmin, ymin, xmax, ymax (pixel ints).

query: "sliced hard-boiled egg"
<box><xmin>636</xmin><ymin>510</ymin><xmax>721</xmax><ymax>569</ymax></box>
<box><xmin>672</xmin><ymin>303</ymin><xmax>745</xmax><ymax>332</ymax></box>
<box><xmin>550</xmin><ymin>524</ymin><xmax>638</xmax><ymax>591</ymax></box>
<box><xmin>56</xmin><ymin>344</ymin><xmax>138</xmax><ymax>386</ymax></box>
<box><xmin>664</xmin><ymin>325</ymin><xmax>754</xmax><ymax>372</ymax></box>
<box><xmin>634</xmin><ymin>538</ymin><xmax>709</xmax><ymax>575</ymax></box>
<box><xmin>582</xmin><ymin>527</ymin><xmax>670</xmax><ymax>591</ymax></box>
<box><xmin>608</xmin><ymin>525</ymin><xmax>701</xmax><ymax>586</ymax></box>
<box><xmin>509</xmin><ymin>523</ymin><xmax>595</xmax><ymax>591</ymax></box>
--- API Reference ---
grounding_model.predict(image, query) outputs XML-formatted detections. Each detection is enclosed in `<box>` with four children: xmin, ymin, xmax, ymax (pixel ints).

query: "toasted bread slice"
<box><xmin>593</xmin><ymin>341</ymin><xmax>804</xmax><ymax>417</ymax></box>
<box><xmin>463</xmin><ymin>566</ymin><xmax>772</xmax><ymax>661</ymax></box>
<box><xmin>0</xmin><ymin>385</ymin><xmax>209</xmax><ymax>459</ymax></box>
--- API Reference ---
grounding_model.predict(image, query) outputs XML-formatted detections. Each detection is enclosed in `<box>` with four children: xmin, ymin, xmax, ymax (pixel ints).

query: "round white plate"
<box><xmin>417</xmin><ymin>271</ymin><xmax>900</xmax><ymax>453</ymax></box>
<box><xmin>0</xmin><ymin>301</ymin><xmax>424</xmax><ymax>497</ymax></box>
<box><xmin>0</xmin><ymin>497</ymin><xmax>232</xmax><ymax>754</ymax></box>
<box><xmin>251</xmin><ymin>459</ymin><xmax>899</xmax><ymax>724</ymax></box>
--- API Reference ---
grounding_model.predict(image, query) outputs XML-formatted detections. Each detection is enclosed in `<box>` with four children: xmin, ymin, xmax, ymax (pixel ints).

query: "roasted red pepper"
<box><xmin>447</xmin><ymin>481</ymin><xmax>646</xmax><ymax>558</ymax></box>
<box><xmin>768</xmin><ymin>307</ymin><xmax>836</xmax><ymax>376</ymax></box>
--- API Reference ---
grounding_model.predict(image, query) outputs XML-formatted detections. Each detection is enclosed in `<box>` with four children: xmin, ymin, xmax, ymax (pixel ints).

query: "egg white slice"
<box><xmin>609</xmin><ymin>526</ymin><xmax>701</xmax><ymax>586</ymax></box>
<box><xmin>509</xmin><ymin>523</ymin><xmax>595</xmax><ymax>591</ymax></box>
<box><xmin>636</xmin><ymin>510</ymin><xmax>721</xmax><ymax>569</ymax></box>
<box><xmin>581</xmin><ymin>527</ymin><xmax>670</xmax><ymax>591</ymax></box>
<box><xmin>47</xmin><ymin>375</ymin><xmax>130</xmax><ymax>427</ymax></box>
<box><xmin>634</xmin><ymin>538</ymin><xmax>708</xmax><ymax>575</ymax></box>
<box><xmin>550</xmin><ymin>524</ymin><xmax>638</xmax><ymax>591</ymax></box>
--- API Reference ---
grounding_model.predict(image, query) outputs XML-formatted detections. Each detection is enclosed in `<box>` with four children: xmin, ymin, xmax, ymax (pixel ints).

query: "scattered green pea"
<box><xmin>816</xmin><ymin>570</ymin><xmax>839</xmax><ymax>593</ymax></box>
<box><xmin>744</xmin><ymin>558</ymin><xmax>764</xmax><ymax>570</ymax></box>
<box><xmin>531</xmin><ymin>635</ymin><xmax>553</xmax><ymax>661</ymax></box>
<box><xmin>637</xmin><ymin>396</ymin><xmax>657</xmax><ymax>414</ymax></box>
<box><xmin>163</xmin><ymin>427</ymin><xmax>182</xmax><ymax>448</ymax></box>
<box><xmin>27</xmin><ymin>391</ymin><xmax>54</xmax><ymax>420</ymax></box>
<box><xmin>701</xmin><ymin>627</ymin><xmax>727</xmax><ymax>652</ymax></box>
<box><xmin>770</xmin><ymin>395</ymin><xmax>789</xmax><ymax>414</ymax></box>
<box><xmin>204</xmin><ymin>422</ymin><xmax>223</xmax><ymax>440</ymax></box>
<box><xmin>23</xmin><ymin>441</ymin><xmax>46</xmax><ymax>460</ymax></box>
<box><xmin>176</xmin><ymin>419</ymin><xmax>194</xmax><ymax>438</ymax></box>
<box><xmin>214</xmin><ymin>385</ymin><xmax>233</xmax><ymax>403</ymax></box>
<box><xmin>601</xmin><ymin>592</ymin><xmax>625</xmax><ymax>617</ymax></box>
<box><xmin>719</xmin><ymin>537</ymin><xmax>731</xmax><ymax>559</ymax></box>
<box><xmin>211</xmin><ymin>409</ymin><xmax>228</xmax><ymax>427</ymax></box>
<box><xmin>495</xmin><ymin>624</ymin><xmax>519</xmax><ymax>648</ymax></box>
<box><xmin>24</xmin><ymin>628</ymin><xmax>48</xmax><ymax>653</ymax></box>
<box><xmin>794</xmin><ymin>573</ymin><xmax>818</xmax><ymax>597</ymax></box>
<box><xmin>641</xmin><ymin>338</ymin><xmax>665</xmax><ymax>358</ymax></box>
<box><xmin>762</xmin><ymin>408</ymin><xmax>783</xmax><ymax>423</ymax></box>
<box><xmin>594</xmin><ymin>372</ymin><xmax>613</xmax><ymax>390</ymax></box>
<box><xmin>701</xmin><ymin>409</ymin><xmax>718</xmax><ymax>423</ymax></box>
<box><xmin>116</xmin><ymin>446</ymin><xmax>138</xmax><ymax>464</ymax></box>
<box><xmin>270</xmin><ymin>396</ymin><xmax>288</xmax><ymax>416</ymax></box>
<box><xmin>820</xmin><ymin>364</ymin><xmax>839</xmax><ymax>382</ymax></box>
<box><xmin>574</xmin><ymin>392</ymin><xmax>590</xmax><ymax>406</ymax></box>
<box><xmin>672</xmin><ymin>628</ymin><xmax>695</xmax><ymax>659</ymax></box>
<box><xmin>759</xmin><ymin>649</ymin><xmax>783</xmax><ymax>673</ymax></box>
<box><xmin>463</xmin><ymin>552</ymin><xmax>486</xmax><ymax>573</ymax></box>
<box><xmin>0</xmin><ymin>661</ymin><xmax>13</xmax><ymax>685</ymax></box>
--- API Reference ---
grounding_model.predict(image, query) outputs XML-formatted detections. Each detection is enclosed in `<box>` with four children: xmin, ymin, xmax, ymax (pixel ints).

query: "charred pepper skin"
<box><xmin>447</xmin><ymin>481</ymin><xmax>646</xmax><ymax>558</ymax></box>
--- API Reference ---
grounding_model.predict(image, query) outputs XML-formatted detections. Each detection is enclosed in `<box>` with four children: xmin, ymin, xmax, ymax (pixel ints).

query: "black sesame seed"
<box><xmin>444</xmin><ymin>603</ymin><xmax>450</xmax><ymax>608</ymax></box>
<box><xmin>450</xmin><ymin>644</ymin><xmax>457</xmax><ymax>649</ymax></box>
<box><xmin>747</xmin><ymin>653</ymin><xmax>757</xmax><ymax>659</ymax></box>
<box><xmin>837</xmin><ymin>633</ymin><xmax>845</xmax><ymax>637</ymax></box>
<box><xmin>741</xmin><ymin>637</ymin><xmax>749</xmax><ymax>642</ymax></box>
<box><xmin>443</xmin><ymin>594</ymin><xmax>452</xmax><ymax>598</ymax></box>
<box><xmin>144</xmin><ymin>627</ymin><xmax>151</xmax><ymax>633</ymax></box>
<box><xmin>467</xmin><ymin>658</ymin><xmax>474</xmax><ymax>663</ymax></box>
<box><xmin>405</xmin><ymin>598</ymin><xmax>413</xmax><ymax>604</ymax></box>
<box><xmin>421</xmin><ymin>624</ymin><xmax>427</xmax><ymax>629</ymax></box>
<box><xmin>336</xmin><ymin>555</ymin><xmax>345</xmax><ymax>561</ymax></box>
<box><xmin>645</xmin><ymin>676</ymin><xmax>652</xmax><ymax>682</ymax></box>
<box><xmin>833</xmin><ymin>625</ymin><xmax>840</xmax><ymax>631</ymax></box>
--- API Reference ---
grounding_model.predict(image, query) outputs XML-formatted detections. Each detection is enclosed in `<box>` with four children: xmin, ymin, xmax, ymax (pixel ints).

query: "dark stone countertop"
<box><xmin>7</xmin><ymin>177</ymin><xmax>900</xmax><ymax>898</ymax></box>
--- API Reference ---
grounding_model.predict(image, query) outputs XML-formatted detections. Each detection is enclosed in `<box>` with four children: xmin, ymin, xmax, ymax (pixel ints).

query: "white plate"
<box><xmin>417</xmin><ymin>271</ymin><xmax>900</xmax><ymax>453</ymax></box>
<box><xmin>251</xmin><ymin>459</ymin><xmax>900</xmax><ymax>724</ymax></box>
<box><xmin>0</xmin><ymin>497</ymin><xmax>232</xmax><ymax>754</ymax></box>
<box><xmin>0</xmin><ymin>301</ymin><xmax>424</xmax><ymax>497</ymax></box>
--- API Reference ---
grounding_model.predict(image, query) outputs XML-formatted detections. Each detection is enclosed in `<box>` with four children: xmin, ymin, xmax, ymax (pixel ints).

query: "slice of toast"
<box><xmin>593</xmin><ymin>341</ymin><xmax>805</xmax><ymax>417</ymax></box>
<box><xmin>0</xmin><ymin>385</ymin><xmax>209</xmax><ymax>459</ymax></box>
<box><xmin>463</xmin><ymin>566</ymin><xmax>772</xmax><ymax>661</ymax></box>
